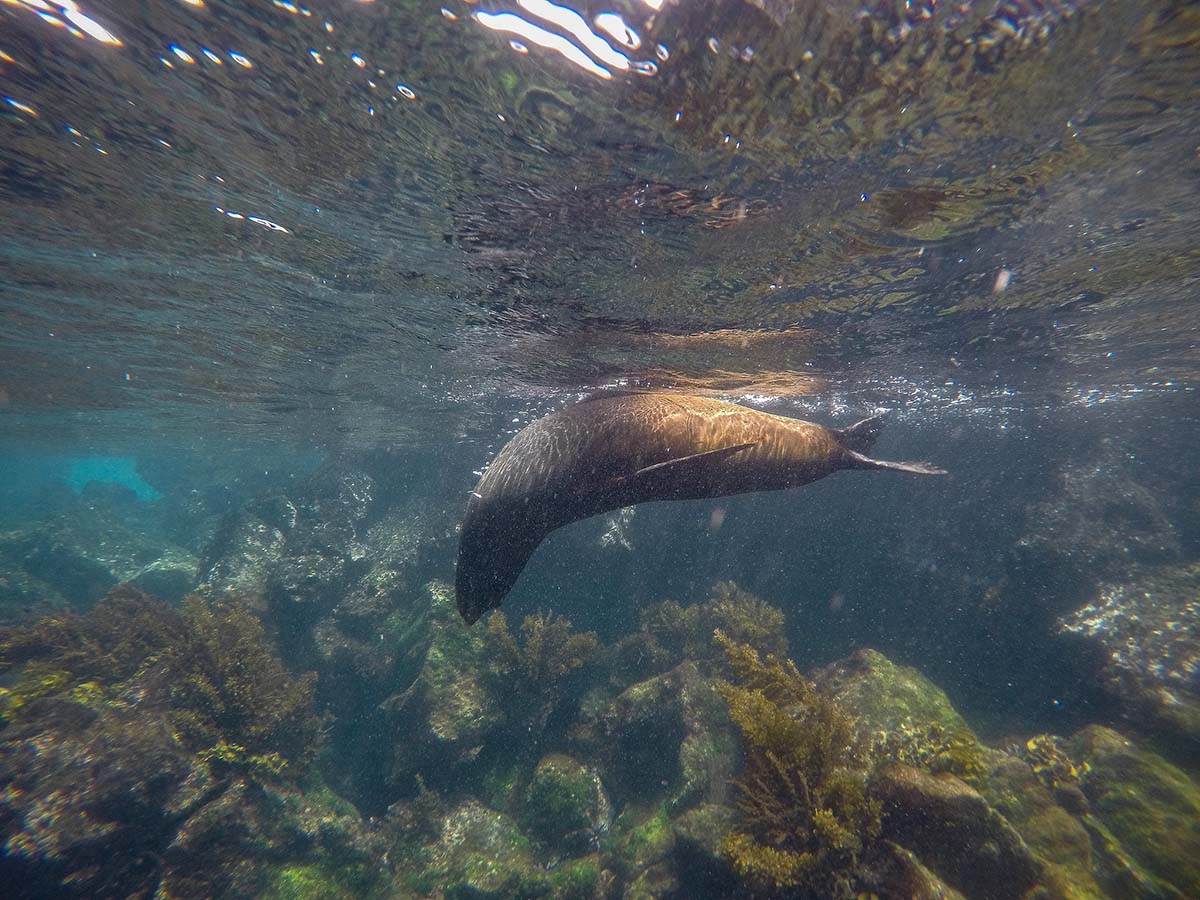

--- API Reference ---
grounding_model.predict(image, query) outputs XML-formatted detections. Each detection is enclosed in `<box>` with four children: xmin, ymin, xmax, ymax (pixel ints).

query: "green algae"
<box><xmin>522</xmin><ymin>754</ymin><xmax>607</xmax><ymax>850</ymax></box>
<box><xmin>1071</xmin><ymin>725</ymin><xmax>1200</xmax><ymax>896</ymax></box>
<box><xmin>258</xmin><ymin>863</ymin><xmax>359</xmax><ymax>900</ymax></box>
<box><xmin>610</xmin><ymin>805</ymin><xmax>674</xmax><ymax>875</ymax></box>
<box><xmin>546</xmin><ymin>857</ymin><xmax>600</xmax><ymax>900</ymax></box>
<box><xmin>814</xmin><ymin>648</ymin><xmax>969</xmax><ymax>736</ymax></box>
<box><xmin>873</xmin><ymin>718</ymin><xmax>988</xmax><ymax>782</ymax></box>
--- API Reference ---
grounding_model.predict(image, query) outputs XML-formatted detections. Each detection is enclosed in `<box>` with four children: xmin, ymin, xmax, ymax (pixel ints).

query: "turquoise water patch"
<box><xmin>63</xmin><ymin>456</ymin><xmax>160</xmax><ymax>501</ymax></box>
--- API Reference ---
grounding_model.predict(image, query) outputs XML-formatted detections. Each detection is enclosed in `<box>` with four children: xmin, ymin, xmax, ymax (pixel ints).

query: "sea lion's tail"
<box><xmin>845</xmin><ymin>450</ymin><xmax>948</xmax><ymax>476</ymax></box>
<box><xmin>836</xmin><ymin>413</ymin><xmax>887</xmax><ymax>455</ymax></box>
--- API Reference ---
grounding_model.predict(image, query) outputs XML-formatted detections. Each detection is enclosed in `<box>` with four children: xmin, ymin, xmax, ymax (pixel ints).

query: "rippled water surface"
<box><xmin>4</xmin><ymin>5</ymin><xmax>1200</xmax><ymax>899</ymax></box>
<box><xmin>2</xmin><ymin>0</ymin><xmax>1196</xmax><ymax>448</ymax></box>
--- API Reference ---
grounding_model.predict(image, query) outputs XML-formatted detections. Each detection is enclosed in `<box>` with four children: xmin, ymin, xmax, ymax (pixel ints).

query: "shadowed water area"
<box><xmin>1</xmin><ymin>1</ymin><xmax>1199</xmax><ymax>898</ymax></box>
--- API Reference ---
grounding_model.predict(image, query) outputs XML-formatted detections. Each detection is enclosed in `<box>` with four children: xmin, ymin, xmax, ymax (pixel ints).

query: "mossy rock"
<box><xmin>258</xmin><ymin>863</ymin><xmax>359</xmax><ymax>900</ymax></box>
<box><xmin>1070</xmin><ymin>725</ymin><xmax>1200</xmax><ymax>896</ymax></box>
<box><xmin>522</xmin><ymin>754</ymin><xmax>611</xmax><ymax>856</ymax></box>
<box><xmin>813</xmin><ymin>648</ymin><xmax>969</xmax><ymax>735</ymax></box>
<box><xmin>422</xmin><ymin>800</ymin><xmax>547</xmax><ymax>899</ymax></box>
<box><xmin>871</xmin><ymin>764</ymin><xmax>1042</xmax><ymax>900</ymax></box>
<box><xmin>388</xmin><ymin>583</ymin><xmax>503</xmax><ymax>785</ymax></box>
<box><xmin>976</xmin><ymin>752</ymin><xmax>1104</xmax><ymax>900</ymax></box>
<box><xmin>580</xmin><ymin>661</ymin><xmax>733</xmax><ymax>810</ymax></box>
<box><xmin>608</xmin><ymin>804</ymin><xmax>674</xmax><ymax>877</ymax></box>
<box><xmin>546</xmin><ymin>856</ymin><xmax>601</xmax><ymax>900</ymax></box>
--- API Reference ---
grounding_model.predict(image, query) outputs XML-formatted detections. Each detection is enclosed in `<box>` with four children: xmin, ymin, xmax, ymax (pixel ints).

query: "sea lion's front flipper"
<box><xmin>612</xmin><ymin>441</ymin><xmax>758</xmax><ymax>487</ymax></box>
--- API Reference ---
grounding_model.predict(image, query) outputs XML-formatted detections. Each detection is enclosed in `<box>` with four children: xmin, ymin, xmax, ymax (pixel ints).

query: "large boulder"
<box><xmin>1069</xmin><ymin>725</ymin><xmax>1200</xmax><ymax>898</ymax></box>
<box><xmin>816</xmin><ymin>648</ymin><xmax>1105</xmax><ymax>900</ymax></box>
<box><xmin>521</xmin><ymin>754</ymin><xmax>612</xmax><ymax>857</ymax></box>
<box><xmin>871</xmin><ymin>764</ymin><xmax>1043</xmax><ymax>900</ymax></box>
<box><xmin>386</xmin><ymin>583</ymin><xmax>503</xmax><ymax>791</ymax></box>
<box><xmin>0</xmin><ymin>489</ymin><xmax>199</xmax><ymax>618</ymax></box>
<box><xmin>1059</xmin><ymin>563</ymin><xmax>1200</xmax><ymax>745</ymax></box>
<box><xmin>413</xmin><ymin>800</ymin><xmax>545</xmax><ymax>899</ymax></box>
<box><xmin>570</xmin><ymin>660</ymin><xmax>735</xmax><ymax>812</ymax></box>
<box><xmin>813</xmin><ymin>648</ymin><xmax>970</xmax><ymax>734</ymax></box>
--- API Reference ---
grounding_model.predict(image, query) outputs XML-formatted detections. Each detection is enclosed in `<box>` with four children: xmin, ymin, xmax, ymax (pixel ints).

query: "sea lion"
<box><xmin>455</xmin><ymin>392</ymin><xmax>945</xmax><ymax>624</ymax></box>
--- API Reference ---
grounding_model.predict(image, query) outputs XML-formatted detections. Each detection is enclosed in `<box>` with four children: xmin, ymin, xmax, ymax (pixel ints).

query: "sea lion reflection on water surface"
<box><xmin>455</xmin><ymin>392</ymin><xmax>946</xmax><ymax>624</ymax></box>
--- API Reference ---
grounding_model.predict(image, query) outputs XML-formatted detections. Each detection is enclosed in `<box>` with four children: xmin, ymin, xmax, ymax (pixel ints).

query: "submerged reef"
<box><xmin>3</xmin><ymin>571</ymin><xmax>1200</xmax><ymax>900</ymax></box>
<box><xmin>0</xmin><ymin>585</ymin><xmax>379</xmax><ymax>899</ymax></box>
<box><xmin>195</xmin><ymin>461</ymin><xmax>459</xmax><ymax>811</ymax></box>
<box><xmin>1059</xmin><ymin>562</ymin><xmax>1200</xmax><ymax>747</ymax></box>
<box><xmin>0</xmin><ymin>585</ymin><xmax>321</xmax><ymax>766</ymax></box>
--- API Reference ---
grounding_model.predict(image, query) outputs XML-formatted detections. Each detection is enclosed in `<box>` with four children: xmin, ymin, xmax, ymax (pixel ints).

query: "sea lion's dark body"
<box><xmin>455</xmin><ymin>392</ymin><xmax>944</xmax><ymax>623</ymax></box>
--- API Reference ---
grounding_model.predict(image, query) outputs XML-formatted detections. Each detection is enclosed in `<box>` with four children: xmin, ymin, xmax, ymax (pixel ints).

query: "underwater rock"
<box><xmin>387</xmin><ymin>582</ymin><xmax>503</xmax><ymax>790</ymax></box>
<box><xmin>978</xmin><ymin>751</ymin><xmax>1103</xmax><ymax>900</ymax></box>
<box><xmin>198</xmin><ymin>466</ymin><xmax>457</xmax><ymax>810</ymax></box>
<box><xmin>607</xmin><ymin>804</ymin><xmax>676</xmax><ymax>885</ymax></box>
<box><xmin>857</xmin><ymin>841</ymin><xmax>968</xmax><ymax>900</ymax></box>
<box><xmin>0</xmin><ymin>566</ymin><xmax>68</xmax><ymax>619</ymax></box>
<box><xmin>813</xmin><ymin>647</ymin><xmax>970</xmax><ymax>735</ymax></box>
<box><xmin>817</xmin><ymin>646</ymin><xmax>1105</xmax><ymax>898</ymax></box>
<box><xmin>1059</xmin><ymin>563</ymin><xmax>1200</xmax><ymax>745</ymax></box>
<box><xmin>571</xmin><ymin>660</ymin><xmax>735</xmax><ymax>812</ymax></box>
<box><xmin>521</xmin><ymin>753</ymin><xmax>612</xmax><ymax>857</ymax></box>
<box><xmin>270</xmin><ymin>552</ymin><xmax>349</xmax><ymax>610</ymax></box>
<box><xmin>670</xmin><ymin>801</ymin><xmax>736</xmax><ymax>880</ymax></box>
<box><xmin>199</xmin><ymin>503</ymin><xmax>289</xmax><ymax>598</ymax></box>
<box><xmin>416</xmin><ymin>799</ymin><xmax>544</xmax><ymax>899</ymax></box>
<box><xmin>200</xmin><ymin>471</ymin><xmax>376</xmax><ymax>604</ymax></box>
<box><xmin>871</xmin><ymin>763</ymin><xmax>1042</xmax><ymax>900</ymax></box>
<box><xmin>159</xmin><ymin>773</ymin><xmax>381</xmax><ymax>899</ymax></box>
<box><xmin>0</xmin><ymin>586</ymin><xmax>365</xmax><ymax>899</ymax></box>
<box><xmin>0</xmin><ymin>700</ymin><xmax>215</xmax><ymax>899</ymax></box>
<box><xmin>1069</xmin><ymin>725</ymin><xmax>1200</xmax><ymax>898</ymax></box>
<box><xmin>0</xmin><ymin>496</ymin><xmax>199</xmax><ymax>616</ymax></box>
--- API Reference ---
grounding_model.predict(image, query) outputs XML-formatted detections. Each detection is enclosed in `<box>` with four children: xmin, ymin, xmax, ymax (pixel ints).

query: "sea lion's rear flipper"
<box><xmin>612</xmin><ymin>441</ymin><xmax>758</xmax><ymax>487</ymax></box>
<box><xmin>845</xmin><ymin>450</ymin><xmax>947</xmax><ymax>476</ymax></box>
<box><xmin>836</xmin><ymin>413</ymin><xmax>888</xmax><ymax>454</ymax></box>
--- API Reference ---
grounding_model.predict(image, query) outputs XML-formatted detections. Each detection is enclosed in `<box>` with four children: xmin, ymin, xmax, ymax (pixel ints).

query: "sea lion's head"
<box><xmin>455</xmin><ymin>511</ymin><xmax>540</xmax><ymax>624</ymax></box>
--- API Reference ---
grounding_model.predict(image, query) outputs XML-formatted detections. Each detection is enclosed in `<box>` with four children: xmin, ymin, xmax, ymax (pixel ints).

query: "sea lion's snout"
<box><xmin>455</xmin><ymin>518</ymin><xmax>539</xmax><ymax>625</ymax></box>
<box><xmin>454</xmin><ymin>547</ymin><xmax>500</xmax><ymax>625</ymax></box>
<box><xmin>456</xmin><ymin>592</ymin><xmax>487</xmax><ymax>626</ymax></box>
